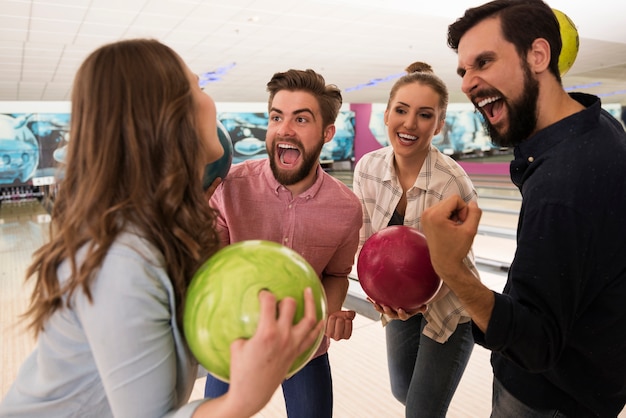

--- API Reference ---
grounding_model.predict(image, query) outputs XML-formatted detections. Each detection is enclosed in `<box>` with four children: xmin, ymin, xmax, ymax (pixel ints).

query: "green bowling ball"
<box><xmin>553</xmin><ymin>8</ymin><xmax>579</xmax><ymax>76</ymax></box>
<box><xmin>184</xmin><ymin>240</ymin><xmax>327</xmax><ymax>382</ymax></box>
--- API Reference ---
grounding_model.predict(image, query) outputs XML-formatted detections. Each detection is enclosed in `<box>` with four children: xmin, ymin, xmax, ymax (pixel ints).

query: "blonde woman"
<box><xmin>0</xmin><ymin>39</ymin><xmax>322</xmax><ymax>418</ymax></box>
<box><xmin>353</xmin><ymin>62</ymin><xmax>477</xmax><ymax>418</ymax></box>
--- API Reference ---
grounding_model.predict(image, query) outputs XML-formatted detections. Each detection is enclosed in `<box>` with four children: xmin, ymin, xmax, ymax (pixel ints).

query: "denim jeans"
<box><xmin>204</xmin><ymin>353</ymin><xmax>333</xmax><ymax>418</ymax></box>
<box><xmin>385</xmin><ymin>314</ymin><xmax>474</xmax><ymax>418</ymax></box>
<box><xmin>491</xmin><ymin>378</ymin><xmax>570</xmax><ymax>418</ymax></box>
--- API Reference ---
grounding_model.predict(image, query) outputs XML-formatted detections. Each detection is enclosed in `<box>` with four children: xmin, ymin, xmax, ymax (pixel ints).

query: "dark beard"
<box><xmin>268</xmin><ymin>138</ymin><xmax>324</xmax><ymax>186</ymax></box>
<box><xmin>482</xmin><ymin>64</ymin><xmax>539</xmax><ymax>148</ymax></box>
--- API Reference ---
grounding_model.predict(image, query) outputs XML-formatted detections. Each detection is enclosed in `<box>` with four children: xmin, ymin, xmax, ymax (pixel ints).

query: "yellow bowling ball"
<box><xmin>553</xmin><ymin>8</ymin><xmax>579</xmax><ymax>76</ymax></box>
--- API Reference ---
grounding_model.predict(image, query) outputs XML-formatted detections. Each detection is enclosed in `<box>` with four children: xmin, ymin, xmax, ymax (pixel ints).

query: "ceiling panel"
<box><xmin>0</xmin><ymin>0</ymin><xmax>624</xmax><ymax>108</ymax></box>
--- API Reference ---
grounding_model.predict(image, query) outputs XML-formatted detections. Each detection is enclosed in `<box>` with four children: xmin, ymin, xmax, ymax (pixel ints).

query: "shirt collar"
<box><xmin>382</xmin><ymin>146</ymin><xmax>397</xmax><ymax>182</ymax></box>
<box><xmin>510</xmin><ymin>92</ymin><xmax>600</xmax><ymax>188</ymax></box>
<box><xmin>382</xmin><ymin>145</ymin><xmax>436</xmax><ymax>191</ymax></box>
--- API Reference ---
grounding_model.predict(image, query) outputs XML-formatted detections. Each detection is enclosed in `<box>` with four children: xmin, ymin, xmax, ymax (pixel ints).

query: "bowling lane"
<box><xmin>1</xmin><ymin>199</ymin><xmax>50</xmax><ymax>399</ymax></box>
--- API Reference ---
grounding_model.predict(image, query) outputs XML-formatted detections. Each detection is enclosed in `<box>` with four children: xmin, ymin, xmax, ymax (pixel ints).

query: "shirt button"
<box><xmin>283</xmin><ymin>237</ymin><xmax>289</xmax><ymax>243</ymax></box>
<box><xmin>528</xmin><ymin>156</ymin><xmax>534</xmax><ymax>163</ymax></box>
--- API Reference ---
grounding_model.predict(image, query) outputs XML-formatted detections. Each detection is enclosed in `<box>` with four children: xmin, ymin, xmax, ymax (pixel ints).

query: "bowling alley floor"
<box><xmin>1</xmin><ymin>190</ymin><xmax>625</xmax><ymax>417</ymax></box>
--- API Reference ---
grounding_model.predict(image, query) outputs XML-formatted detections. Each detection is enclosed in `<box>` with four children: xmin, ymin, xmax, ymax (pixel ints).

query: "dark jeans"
<box><xmin>204</xmin><ymin>353</ymin><xmax>333</xmax><ymax>418</ymax></box>
<box><xmin>385</xmin><ymin>314</ymin><xmax>474</xmax><ymax>418</ymax></box>
<box><xmin>491</xmin><ymin>378</ymin><xmax>569</xmax><ymax>417</ymax></box>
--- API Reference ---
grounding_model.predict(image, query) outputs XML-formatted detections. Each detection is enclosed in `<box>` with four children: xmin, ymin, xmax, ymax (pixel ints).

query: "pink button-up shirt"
<box><xmin>209</xmin><ymin>158</ymin><xmax>362</xmax><ymax>356</ymax></box>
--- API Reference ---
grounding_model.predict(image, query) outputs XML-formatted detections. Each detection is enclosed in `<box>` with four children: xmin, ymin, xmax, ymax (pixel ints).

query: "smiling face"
<box><xmin>266</xmin><ymin>90</ymin><xmax>334</xmax><ymax>190</ymax></box>
<box><xmin>384</xmin><ymin>82</ymin><xmax>444</xmax><ymax>160</ymax></box>
<box><xmin>457</xmin><ymin>17</ymin><xmax>539</xmax><ymax>147</ymax></box>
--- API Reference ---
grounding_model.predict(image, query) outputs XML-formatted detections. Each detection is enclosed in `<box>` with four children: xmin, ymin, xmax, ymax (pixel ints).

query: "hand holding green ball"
<box><xmin>184</xmin><ymin>240</ymin><xmax>327</xmax><ymax>382</ymax></box>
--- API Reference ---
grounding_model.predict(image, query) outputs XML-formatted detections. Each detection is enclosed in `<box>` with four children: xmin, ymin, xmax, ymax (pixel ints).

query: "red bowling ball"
<box><xmin>357</xmin><ymin>225</ymin><xmax>442</xmax><ymax>311</ymax></box>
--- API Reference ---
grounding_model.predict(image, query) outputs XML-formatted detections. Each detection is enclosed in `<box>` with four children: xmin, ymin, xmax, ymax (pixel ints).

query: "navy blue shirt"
<box><xmin>473</xmin><ymin>93</ymin><xmax>626</xmax><ymax>417</ymax></box>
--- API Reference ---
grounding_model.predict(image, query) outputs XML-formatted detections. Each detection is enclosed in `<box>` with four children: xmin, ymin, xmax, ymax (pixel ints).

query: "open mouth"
<box><xmin>476</xmin><ymin>96</ymin><xmax>504</xmax><ymax>122</ymax></box>
<box><xmin>277</xmin><ymin>143</ymin><xmax>301</xmax><ymax>166</ymax></box>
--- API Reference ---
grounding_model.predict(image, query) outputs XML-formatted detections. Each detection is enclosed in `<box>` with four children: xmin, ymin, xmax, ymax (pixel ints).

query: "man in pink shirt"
<box><xmin>203</xmin><ymin>69</ymin><xmax>362</xmax><ymax>418</ymax></box>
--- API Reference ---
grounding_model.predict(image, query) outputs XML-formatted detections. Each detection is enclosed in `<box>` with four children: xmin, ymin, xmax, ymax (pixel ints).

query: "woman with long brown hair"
<box><xmin>0</xmin><ymin>38</ymin><xmax>322</xmax><ymax>418</ymax></box>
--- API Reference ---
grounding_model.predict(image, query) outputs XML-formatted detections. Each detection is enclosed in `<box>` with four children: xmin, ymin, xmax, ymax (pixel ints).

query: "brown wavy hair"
<box><xmin>266</xmin><ymin>69</ymin><xmax>343</xmax><ymax>128</ymax></box>
<box><xmin>447</xmin><ymin>0</ymin><xmax>562</xmax><ymax>83</ymax></box>
<box><xmin>23</xmin><ymin>39</ymin><xmax>221</xmax><ymax>336</ymax></box>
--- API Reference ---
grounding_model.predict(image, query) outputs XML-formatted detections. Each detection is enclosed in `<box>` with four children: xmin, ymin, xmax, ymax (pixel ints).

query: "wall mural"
<box><xmin>368</xmin><ymin>103</ymin><xmax>506</xmax><ymax>159</ymax></box>
<box><xmin>0</xmin><ymin>102</ymin><xmax>622</xmax><ymax>187</ymax></box>
<box><xmin>219</xmin><ymin>110</ymin><xmax>355</xmax><ymax>164</ymax></box>
<box><xmin>369</xmin><ymin>102</ymin><xmax>625</xmax><ymax>160</ymax></box>
<box><xmin>0</xmin><ymin>113</ymin><xmax>69</xmax><ymax>187</ymax></box>
<box><xmin>0</xmin><ymin>109</ymin><xmax>355</xmax><ymax>187</ymax></box>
